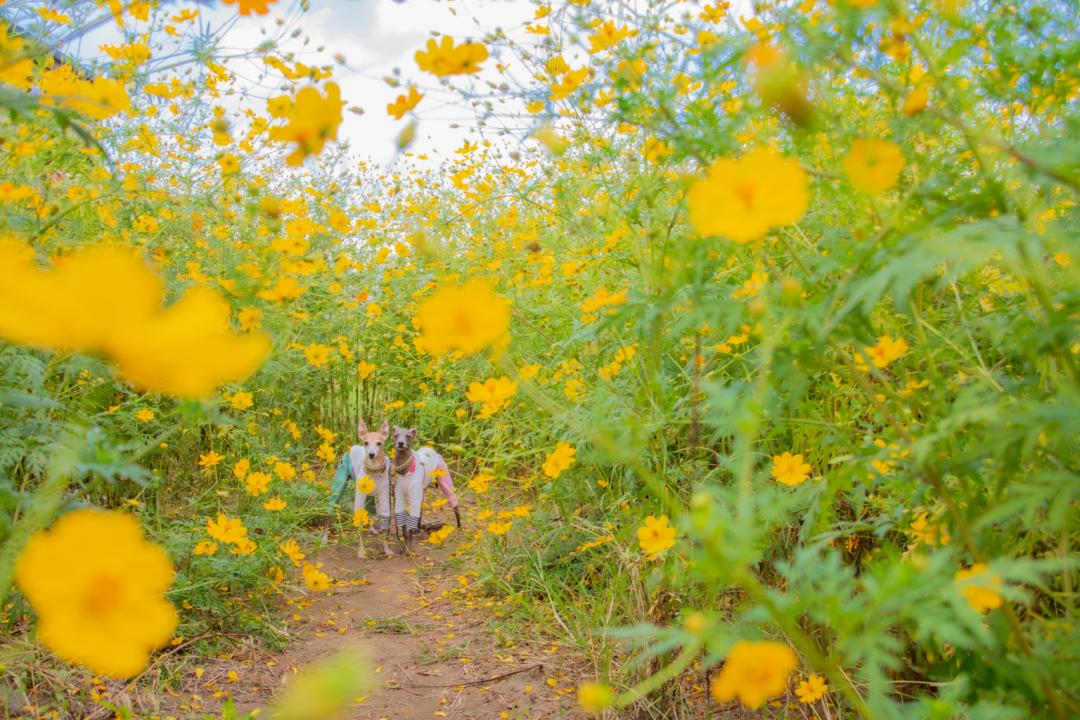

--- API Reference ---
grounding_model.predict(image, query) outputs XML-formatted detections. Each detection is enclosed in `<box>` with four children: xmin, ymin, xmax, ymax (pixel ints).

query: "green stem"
<box><xmin>614</xmin><ymin>641</ymin><xmax>700</xmax><ymax>708</ymax></box>
<box><xmin>0</xmin><ymin>444</ymin><xmax>78</xmax><ymax>607</ymax></box>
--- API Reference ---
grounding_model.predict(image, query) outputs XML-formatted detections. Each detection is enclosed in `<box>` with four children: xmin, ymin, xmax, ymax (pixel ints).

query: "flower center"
<box><xmin>735</xmin><ymin>181</ymin><xmax>756</xmax><ymax>208</ymax></box>
<box><xmin>84</xmin><ymin>573</ymin><xmax>123</xmax><ymax>616</ymax></box>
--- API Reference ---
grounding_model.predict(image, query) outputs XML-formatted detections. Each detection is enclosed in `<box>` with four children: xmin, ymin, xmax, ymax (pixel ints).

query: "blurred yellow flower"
<box><xmin>15</xmin><ymin>510</ymin><xmax>178</xmax><ymax>678</ymax></box>
<box><xmin>229</xmin><ymin>391</ymin><xmax>253</xmax><ymax>410</ymax></box>
<box><xmin>415</xmin><ymin>37</ymin><xmax>488</xmax><ymax>77</ymax></box>
<box><xmin>223</xmin><ymin>0</ymin><xmax>279</xmax><ymax>16</ymax></box>
<box><xmin>955</xmin><ymin>564</ymin><xmax>1004</xmax><ymax>613</ymax></box>
<box><xmin>387</xmin><ymin>86</ymin><xmax>423</xmax><ymax>119</ymax></box>
<box><xmin>466</xmin><ymin>376</ymin><xmax>518</xmax><ymax>417</ymax></box>
<box><xmin>136</xmin><ymin>409</ymin><xmax>155</xmax><ymax>421</ymax></box>
<box><xmin>415</xmin><ymin>279</ymin><xmax>511</xmax><ymax>356</ymax></box>
<box><xmin>688</xmin><ymin>147</ymin><xmax>808</xmax><ymax>243</ymax></box>
<box><xmin>0</xmin><ymin>242</ymin><xmax>269</xmax><ymax>399</ymax></box>
<box><xmin>842</xmin><ymin>139</ymin><xmax>905</xmax><ymax>193</ymax></box>
<box><xmin>542</xmin><ymin>442</ymin><xmax>576</xmax><ymax>478</ymax></box>
<box><xmin>263</xmin><ymin>497</ymin><xmax>287</xmax><ymax>511</ymax></box>
<box><xmin>269</xmin><ymin>82</ymin><xmax>343</xmax><ymax>166</ymax></box>
<box><xmin>710</xmin><ymin>641</ymin><xmax>797</xmax><ymax>709</ymax></box>
<box><xmin>487</xmin><ymin>520</ymin><xmax>512</xmax><ymax>535</ymax></box>
<box><xmin>357</xmin><ymin>360</ymin><xmax>376</xmax><ymax>380</ymax></box>
<box><xmin>577</xmin><ymin>681</ymin><xmax>613</xmax><ymax>713</ymax></box>
<box><xmin>356</xmin><ymin>475</ymin><xmax>375</xmax><ymax>494</ymax></box>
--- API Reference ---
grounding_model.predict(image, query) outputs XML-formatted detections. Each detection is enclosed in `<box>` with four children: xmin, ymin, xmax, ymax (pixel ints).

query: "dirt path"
<box><xmin>162</xmin><ymin>520</ymin><xmax>583</xmax><ymax>719</ymax></box>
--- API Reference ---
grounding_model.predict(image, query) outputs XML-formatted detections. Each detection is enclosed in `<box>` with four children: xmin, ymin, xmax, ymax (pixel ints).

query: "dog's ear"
<box><xmin>358</xmin><ymin>418</ymin><xmax>368</xmax><ymax>437</ymax></box>
<box><xmin>408</xmin><ymin>427</ymin><xmax>417</xmax><ymax>439</ymax></box>
<box><xmin>379</xmin><ymin>419</ymin><xmax>389</xmax><ymax>436</ymax></box>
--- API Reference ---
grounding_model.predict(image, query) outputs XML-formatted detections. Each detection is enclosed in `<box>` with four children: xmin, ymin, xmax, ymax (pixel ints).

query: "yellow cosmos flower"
<box><xmin>217</xmin><ymin>153</ymin><xmax>240</xmax><ymax>174</ymax></box>
<box><xmin>352</xmin><ymin>508</ymin><xmax>369</xmax><ymax>527</ymax></box>
<box><xmin>279</xmin><ymin>539</ymin><xmax>305</xmax><ymax>566</ymax></box>
<box><xmin>855</xmin><ymin>335</ymin><xmax>909</xmax><ymax>371</ymax></box>
<box><xmin>468</xmin><ymin>473</ymin><xmax>492</xmax><ymax>493</ymax></box>
<box><xmin>0</xmin><ymin>242</ymin><xmax>269</xmax><ymax>399</ymax></box>
<box><xmin>415</xmin><ymin>279</ymin><xmax>511</xmax><ymax>356</ymax></box>
<box><xmin>466</xmin><ymin>376</ymin><xmax>518</xmax><ymax>417</ymax></box>
<box><xmin>229</xmin><ymin>391</ymin><xmax>253</xmax><ymax>410</ymax></box>
<box><xmin>38</xmin><ymin>64</ymin><xmax>130</xmax><ymax>119</ymax></box>
<box><xmin>357</xmin><ymin>360</ymin><xmax>376</xmax><ymax>380</ymax></box>
<box><xmin>198</xmin><ymin>451</ymin><xmax>225</xmax><ymax>470</ymax></box>
<box><xmin>387</xmin><ymin>86</ymin><xmax>423</xmax><ymax>119</ymax></box>
<box><xmin>795</xmin><ymin>674</ymin><xmax>829</xmax><ymax>703</ymax></box>
<box><xmin>274</xmin><ymin>461</ymin><xmax>296</xmax><ymax>481</ymax></box>
<box><xmin>771</xmin><ymin>452</ymin><xmax>811</xmax><ymax>486</ymax></box>
<box><xmin>426</xmin><ymin>525</ymin><xmax>455</xmax><ymax>544</ymax></box>
<box><xmin>136</xmin><ymin>409</ymin><xmax>155</xmax><ymax>421</ymax></box>
<box><xmin>206</xmin><ymin>514</ymin><xmax>248</xmax><ymax>545</ymax></box>
<box><xmin>414</xmin><ymin>37</ymin><xmax>488</xmax><ymax>77</ymax></box>
<box><xmin>233</xmin><ymin>458</ymin><xmax>250</xmax><ymax>480</ymax></box>
<box><xmin>710</xmin><ymin>641</ymin><xmax>797</xmax><ymax>709</ymax></box>
<box><xmin>542</xmin><ymin>442</ymin><xmax>576</xmax><ymax>478</ymax></box>
<box><xmin>194</xmin><ymin>540</ymin><xmax>218</xmax><ymax>556</ymax></box>
<box><xmin>304</xmin><ymin>343</ymin><xmax>333</xmax><ymax>367</ymax></box>
<box><xmin>14</xmin><ymin>510</ymin><xmax>178</xmax><ymax>678</ymax></box>
<box><xmin>302</xmin><ymin>563</ymin><xmax>332</xmax><ymax>592</ymax></box>
<box><xmin>842</xmin><ymin>139</ymin><xmax>905</xmax><ymax>193</ymax></box>
<box><xmin>955</xmin><ymin>564</ymin><xmax>1005</xmax><ymax>613</ymax></box>
<box><xmin>268</xmin><ymin>82</ymin><xmax>343</xmax><ymax>166</ymax></box>
<box><xmin>223</xmin><ymin>0</ymin><xmax>279</xmax><ymax>16</ymax></box>
<box><xmin>486</xmin><ymin>520</ymin><xmax>512</xmax><ymax>535</ymax></box>
<box><xmin>636</xmin><ymin>515</ymin><xmax>676</xmax><ymax>556</ymax></box>
<box><xmin>589</xmin><ymin>20</ymin><xmax>635</xmax><ymax>54</ymax></box>
<box><xmin>688</xmin><ymin>147</ymin><xmax>809</xmax><ymax>243</ymax></box>
<box><xmin>263</xmin><ymin>497</ymin><xmax>287</xmax><ymax>511</ymax></box>
<box><xmin>245</xmin><ymin>471</ymin><xmax>271</xmax><ymax>496</ymax></box>
<box><xmin>356</xmin><ymin>475</ymin><xmax>375</xmax><ymax>495</ymax></box>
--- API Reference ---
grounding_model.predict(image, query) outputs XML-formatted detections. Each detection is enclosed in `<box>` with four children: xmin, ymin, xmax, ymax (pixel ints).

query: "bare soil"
<box><xmin>158</xmin><ymin>518</ymin><xmax>585</xmax><ymax>720</ymax></box>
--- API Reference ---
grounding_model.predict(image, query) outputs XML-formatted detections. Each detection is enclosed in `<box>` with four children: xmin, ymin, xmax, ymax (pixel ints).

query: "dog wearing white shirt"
<box><xmin>348</xmin><ymin>419</ymin><xmax>393</xmax><ymax>558</ymax></box>
<box><xmin>390</xmin><ymin>425</ymin><xmax>461</xmax><ymax>553</ymax></box>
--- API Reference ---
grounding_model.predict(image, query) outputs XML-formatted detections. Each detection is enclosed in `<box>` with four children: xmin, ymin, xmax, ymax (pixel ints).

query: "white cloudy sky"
<box><xmin>221</xmin><ymin>0</ymin><xmax>545</xmax><ymax>165</ymax></box>
<box><xmin>216</xmin><ymin>0</ymin><xmax>755</xmax><ymax>167</ymax></box>
<box><xmin>12</xmin><ymin>0</ymin><xmax>752</xmax><ymax>167</ymax></box>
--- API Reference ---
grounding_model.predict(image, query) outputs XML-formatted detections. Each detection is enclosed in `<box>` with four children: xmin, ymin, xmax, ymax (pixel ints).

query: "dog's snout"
<box><xmin>397</xmin><ymin>442</ymin><xmax>406</xmax><ymax>449</ymax></box>
<box><xmin>367</xmin><ymin>452</ymin><xmax>376</xmax><ymax>459</ymax></box>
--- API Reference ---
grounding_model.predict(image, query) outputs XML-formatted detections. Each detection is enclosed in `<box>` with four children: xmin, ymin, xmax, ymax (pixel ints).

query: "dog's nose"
<box><xmin>397</xmin><ymin>442</ymin><xmax>406</xmax><ymax>449</ymax></box>
<box><xmin>368</xmin><ymin>452</ymin><xmax>375</xmax><ymax>459</ymax></box>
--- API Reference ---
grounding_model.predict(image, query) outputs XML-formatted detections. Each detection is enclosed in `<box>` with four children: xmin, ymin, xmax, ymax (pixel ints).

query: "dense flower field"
<box><xmin>0</xmin><ymin>0</ymin><xmax>1077</xmax><ymax>718</ymax></box>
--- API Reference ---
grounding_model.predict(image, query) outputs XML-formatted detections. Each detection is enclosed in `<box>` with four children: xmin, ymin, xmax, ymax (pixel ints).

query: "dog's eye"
<box><xmin>376</xmin><ymin>441</ymin><xmax>382</xmax><ymax>446</ymax></box>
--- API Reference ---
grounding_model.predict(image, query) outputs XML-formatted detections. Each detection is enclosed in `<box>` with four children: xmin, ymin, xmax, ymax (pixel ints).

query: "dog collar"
<box><xmin>394</xmin><ymin>455</ymin><xmax>416</xmax><ymax>475</ymax></box>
